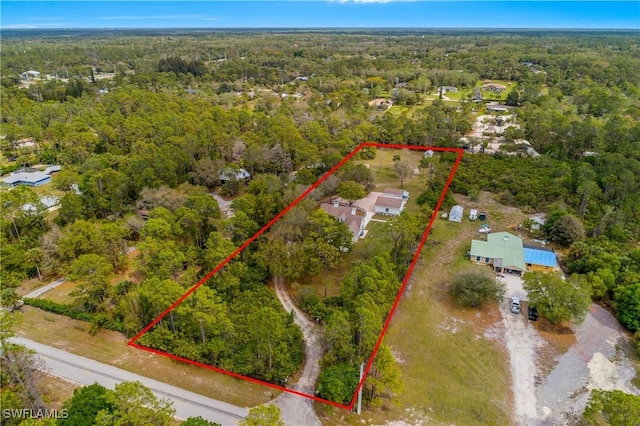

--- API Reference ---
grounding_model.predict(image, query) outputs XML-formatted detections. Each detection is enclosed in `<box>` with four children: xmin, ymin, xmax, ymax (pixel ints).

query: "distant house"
<box><xmin>438</xmin><ymin>86</ymin><xmax>458</xmax><ymax>93</ymax></box>
<box><xmin>423</xmin><ymin>149</ymin><xmax>434</xmax><ymax>158</ymax></box>
<box><xmin>218</xmin><ymin>168</ymin><xmax>251</xmax><ymax>182</ymax></box>
<box><xmin>470</xmin><ymin>231</ymin><xmax>526</xmax><ymax>275</ymax></box>
<box><xmin>469</xmin><ymin>209</ymin><xmax>478</xmax><ymax>221</ymax></box>
<box><xmin>486</xmin><ymin>103</ymin><xmax>512</xmax><ymax>112</ymax></box>
<box><xmin>1</xmin><ymin>165</ymin><xmax>61</xmax><ymax>187</ymax></box>
<box><xmin>482</xmin><ymin>83</ymin><xmax>507</xmax><ymax>93</ymax></box>
<box><xmin>20</xmin><ymin>70</ymin><xmax>41</xmax><ymax>80</ymax></box>
<box><xmin>449</xmin><ymin>205</ymin><xmax>463</xmax><ymax>223</ymax></box>
<box><xmin>374</xmin><ymin>189</ymin><xmax>409</xmax><ymax>216</ymax></box>
<box><xmin>22</xmin><ymin>195</ymin><xmax>60</xmax><ymax>213</ymax></box>
<box><xmin>321</xmin><ymin>200</ymin><xmax>365</xmax><ymax>243</ymax></box>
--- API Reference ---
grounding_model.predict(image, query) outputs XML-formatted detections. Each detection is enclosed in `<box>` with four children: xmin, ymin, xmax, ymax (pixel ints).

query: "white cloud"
<box><xmin>4</xmin><ymin>23</ymin><xmax>75</xmax><ymax>28</ymax></box>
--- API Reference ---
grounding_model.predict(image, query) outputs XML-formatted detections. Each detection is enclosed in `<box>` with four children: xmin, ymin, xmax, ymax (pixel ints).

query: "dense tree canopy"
<box><xmin>523</xmin><ymin>272</ymin><xmax>591</xmax><ymax>325</ymax></box>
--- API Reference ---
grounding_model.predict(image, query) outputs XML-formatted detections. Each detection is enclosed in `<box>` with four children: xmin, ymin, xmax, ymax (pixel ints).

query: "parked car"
<box><xmin>510</xmin><ymin>297</ymin><xmax>521</xmax><ymax>314</ymax></box>
<box><xmin>528</xmin><ymin>306</ymin><xmax>538</xmax><ymax>321</ymax></box>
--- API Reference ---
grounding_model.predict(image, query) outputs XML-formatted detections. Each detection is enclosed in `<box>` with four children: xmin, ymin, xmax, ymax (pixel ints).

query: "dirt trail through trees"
<box><xmin>272</xmin><ymin>275</ymin><xmax>322</xmax><ymax>426</ymax></box>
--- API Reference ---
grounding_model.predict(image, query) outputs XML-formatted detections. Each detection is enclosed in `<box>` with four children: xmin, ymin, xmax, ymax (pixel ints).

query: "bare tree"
<box><xmin>394</xmin><ymin>159</ymin><xmax>412</xmax><ymax>188</ymax></box>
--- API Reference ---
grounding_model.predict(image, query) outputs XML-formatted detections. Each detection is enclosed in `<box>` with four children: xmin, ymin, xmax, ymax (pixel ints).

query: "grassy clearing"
<box><xmin>16</xmin><ymin>306</ymin><xmax>278</xmax><ymax>407</ymax></box>
<box><xmin>317</xmin><ymin>192</ymin><xmax>525</xmax><ymax>425</ymax></box>
<box><xmin>41</xmin><ymin>280</ymin><xmax>77</xmax><ymax>304</ymax></box>
<box><xmin>38</xmin><ymin>372</ymin><xmax>79</xmax><ymax>410</ymax></box>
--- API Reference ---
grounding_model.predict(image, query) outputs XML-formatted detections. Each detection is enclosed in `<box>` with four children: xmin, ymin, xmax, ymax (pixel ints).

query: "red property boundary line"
<box><xmin>129</xmin><ymin>142</ymin><xmax>464</xmax><ymax>410</ymax></box>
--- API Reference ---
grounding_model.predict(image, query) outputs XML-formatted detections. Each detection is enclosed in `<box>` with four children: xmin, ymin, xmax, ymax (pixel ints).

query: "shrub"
<box><xmin>448</xmin><ymin>269</ymin><xmax>505</xmax><ymax>308</ymax></box>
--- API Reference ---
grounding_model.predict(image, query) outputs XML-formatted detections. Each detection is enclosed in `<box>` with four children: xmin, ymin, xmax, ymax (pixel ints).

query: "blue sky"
<box><xmin>1</xmin><ymin>1</ymin><xmax>638</xmax><ymax>30</ymax></box>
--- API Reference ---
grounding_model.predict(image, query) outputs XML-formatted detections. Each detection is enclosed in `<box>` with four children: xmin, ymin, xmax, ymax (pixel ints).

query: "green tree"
<box><xmin>0</xmin><ymin>312</ymin><xmax>47</xmax><ymax>417</ymax></box>
<box><xmin>523</xmin><ymin>271</ymin><xmax>591</xmax><ymax>325</ymax></box>
<box><xmin>324</xmin><ymin>309</ymin><xmax>355</xmax><ymax>364</ymax></box>
<box><xmin>337</xmin><ymin>181</ymin><xmax>366</xmax><ymax>205</ymax></box>
<box><xmin>59</xmin><ymin>383</ymin><xmax>113</xmax><ymax>426</ymax></box>
<box><xmin>583</xmin><ymin>389</ymin><xmax>640</xmax><ymax>426</ymax></box>
<box><xmin>316</xmin><ymin>362</ymin><xmax>359</xmax><ymax>405</ymax></box>
<box><xmin>95</xmin><ymin>381</ymin><xmax>175</xmax><ymax>426</ymax></box>
<box><xmin>239</xmin><ymin>405</ymin><xmax>284</xmax><ymax>426</ymax></box>
<box><xmin>549</xmin><ymin>214</ymin><xmax>585</xmax><ymax>246</ymax></box>
<box><xmin>0</xmin><ymin>288</ymin><xmax>20</xmax><ymax>310</ymax></box>
<box><xmin>448</xmin><ymin>269</ymin><xmax>506</xmax><ymax>308</ymax></box>
<box><xmin>384</xmin><ymin>212</ymin><xmax>421</xmax><ymax>267</ymax></box>
<box><xmin>614</xmin><ymin>283</ymin><xmax>640</xmax><ymax>332</ymax></box>
<box><xmin>181</xmin><ymin>417</ymin><xmax>221</xmax><ymax>426</ymax></box>
<box><xmin>365</xmin><ymin>344</ymin><xmax>403</xmax><ymax>407</ymax></box>
<box><xmin>68</xmin><ymin>254</ymin><xmax>112</xmax><ymax>313</ymax></box>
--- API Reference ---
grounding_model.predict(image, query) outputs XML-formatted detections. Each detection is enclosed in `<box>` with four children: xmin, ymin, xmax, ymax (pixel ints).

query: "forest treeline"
<box><xmin>1</xmin><ymin>30</ymin><xmax>639</xmax><ymax>410</ymax></box>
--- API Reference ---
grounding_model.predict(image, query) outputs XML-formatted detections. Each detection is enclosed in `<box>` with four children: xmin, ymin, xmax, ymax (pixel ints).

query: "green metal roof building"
<box><xmin>469</xmin><ymin>232</ymin><xmax>527</xmax><ymax>274</ymax></box>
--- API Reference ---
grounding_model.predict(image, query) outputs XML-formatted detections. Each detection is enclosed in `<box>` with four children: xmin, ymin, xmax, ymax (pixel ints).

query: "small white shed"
<box><xmin>449</xmin><ymin>205</ymin><xmax>463</xmax><ymax>223</ymax></box>
<box><xmin>469</xmin><ymin>209</ymin><xmax>478</xmax><ymax>221</ymax></box>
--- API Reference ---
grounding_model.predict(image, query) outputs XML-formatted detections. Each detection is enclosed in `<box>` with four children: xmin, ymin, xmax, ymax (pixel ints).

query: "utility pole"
<box><xmin>357</xmin><ymin>362</ymin><xmax>364</xmax><ymax>414</ymax></box>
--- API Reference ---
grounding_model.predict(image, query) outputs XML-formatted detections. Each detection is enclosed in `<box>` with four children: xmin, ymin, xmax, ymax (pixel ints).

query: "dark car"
<box><xmin>528</xmin><ymin>306</ymin><xmax>538</xmax><ymax>321</ymax></box>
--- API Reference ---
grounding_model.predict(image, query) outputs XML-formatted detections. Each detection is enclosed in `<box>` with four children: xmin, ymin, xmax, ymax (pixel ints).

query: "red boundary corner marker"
<box><xmin>129</xmin><ymin>142</ymin><xmax>464</xmax><ymax>411</ymax></box>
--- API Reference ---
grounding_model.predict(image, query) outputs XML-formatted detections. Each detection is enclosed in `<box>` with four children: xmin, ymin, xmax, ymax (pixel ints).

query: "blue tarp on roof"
<box><xmin>524</xmin><ymin>247</ymin><xmax>557</xmax><ymax>268</ymax></box>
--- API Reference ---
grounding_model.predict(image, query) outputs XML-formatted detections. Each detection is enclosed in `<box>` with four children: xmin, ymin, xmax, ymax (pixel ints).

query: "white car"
<box><xmin>510</xmin><ymin>297</ymin><xmax>521</xmax><ymax>314</ymax></box>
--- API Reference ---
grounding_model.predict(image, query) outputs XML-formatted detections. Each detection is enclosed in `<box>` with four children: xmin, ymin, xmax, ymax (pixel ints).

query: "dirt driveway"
<box><xmin>536</xmin><ymin>304</ymin><xmax>640</xmax><ymax>423</ymax></box>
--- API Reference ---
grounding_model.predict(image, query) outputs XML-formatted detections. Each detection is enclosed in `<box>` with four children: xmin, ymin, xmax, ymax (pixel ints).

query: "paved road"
<box><xmin>23</xmin><ymin>278</ymin><xmax>66</xmax><ymax>299</ymax></box>
<box><xmin>11</xmin><ymin>337</ymin><xmax>248</xmax><ymax>425</ymax></box>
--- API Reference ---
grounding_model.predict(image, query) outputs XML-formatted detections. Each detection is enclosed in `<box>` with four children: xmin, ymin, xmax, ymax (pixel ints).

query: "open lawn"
<box><xmin>42</xmin><ymin>280</ymin><xmax>77</xmax><ymax>304</ymax></box>
<box><xmin>37</xmin><ymin>372</ymin><xmax>79</xmax><ymax>410</ymax></box>
<box><xmin>316</xmin><ymin>191</ymin><xmax>526</xmax><ymax>425</ymax></box>
<box><xmin>15</xmin><ymin>306</ymin><xmax>277</xmax><ymax>408</ymax></box>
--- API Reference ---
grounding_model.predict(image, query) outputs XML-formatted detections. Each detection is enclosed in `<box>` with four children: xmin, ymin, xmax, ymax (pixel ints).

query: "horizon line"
<box><xmin>2</xmin><ymin>26</ymin><xmax>638</xmax><ymax>31</ymax></box>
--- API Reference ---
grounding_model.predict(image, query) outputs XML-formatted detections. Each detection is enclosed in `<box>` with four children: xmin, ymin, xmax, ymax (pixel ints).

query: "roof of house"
<box><xmin>470</xmin><ymin>235</ymin><xmax>527</xmax><ymax>271</ymax></box>
<box><xmin>384</xmin><ymin>188</ymin><xmax>406</xmax><ymax>196</ymax></box>
<box><xmin>487</xmin><ymin>231</ymin><xmax>523</xmax><ymax>248</ymax></box>
<box><xmin>44</xmin><ymin>165</ymin><xmax>61</xmax><ymax>174</ymax></box>
<box><xmin>383</xmin><ymin>188</ymin><xmax>409</xmax><ymax>198</ymax></box>
<box><xmin>219</xmin><ymin>168</ymin><xmax>250</xmax><ymax>180</ymax></box>
<box><xmin>450</xmin><ymin>205</ymin><xmax>464</xmax><ymax>216</ymax></box>
<box><xmin>2</xmin><ymin>171</ymin><xmax>50</xmax><ymax>185</ymax></box>
<box><xmin>320</xmin><ymin>203</ymin><xmax>363</xmax><ymax>235</ymax></box>
<box><xmin>22</xmin><ymin>195</ymin><xmax>60</xmax><ymax>212</ymax></box>
<box><xmin>524</xmin><ymin>247</ymin><xmax>557</xmax><ymax>268</ymax></box>
<box><xmin>375</xmin><ymin>196</ymin><xmax>403</xmax><ymax>209</ymax></box>
<box><xmin>530</xmin><ymin>217</ymin><xmax>546</xmax><ymax>226</ymax></box>
<box><xmin>483</xmin><ymin>83</ymin><xmax>507</xmax><ymax>90</ymax></box>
